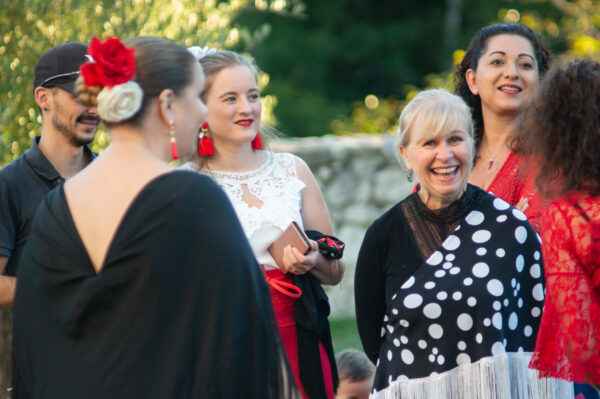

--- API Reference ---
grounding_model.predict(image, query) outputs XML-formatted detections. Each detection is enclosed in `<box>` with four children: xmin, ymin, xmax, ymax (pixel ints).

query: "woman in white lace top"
<box><xmin>183</xmin><ymin>49</ymin><xmax>344</xmax><ymax>399</ymax></box>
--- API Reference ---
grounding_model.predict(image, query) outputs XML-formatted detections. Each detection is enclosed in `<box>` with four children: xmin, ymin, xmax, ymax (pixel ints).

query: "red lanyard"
<box><xmin>262</xmin><ymin>266</ymin><xmax>302</xmax><ymax>298</ymax></box>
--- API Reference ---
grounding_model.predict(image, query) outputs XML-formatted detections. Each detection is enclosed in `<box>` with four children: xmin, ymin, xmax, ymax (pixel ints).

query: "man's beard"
<box><xmin>51</xmin><ymin>105</ymin><xmax>98</xmax><ymax>147</ymax></box>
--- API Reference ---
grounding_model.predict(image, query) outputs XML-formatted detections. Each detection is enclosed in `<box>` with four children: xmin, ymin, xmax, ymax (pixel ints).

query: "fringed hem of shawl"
<box><xmin>370</xmin><ymin>352</ymin><xmax>574</xmax><ymax>399</ymax></box>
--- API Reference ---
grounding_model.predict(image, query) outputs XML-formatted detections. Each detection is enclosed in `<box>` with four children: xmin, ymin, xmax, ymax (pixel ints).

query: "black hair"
<box><xmin>454</xmin><ymin>23</ymin><xmax>551</xmax><ymax>146</ymax></box>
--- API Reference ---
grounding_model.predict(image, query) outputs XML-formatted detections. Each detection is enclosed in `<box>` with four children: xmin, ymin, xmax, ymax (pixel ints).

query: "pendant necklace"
<box><xmin>482</xmin><ymin>143</ymin><xmax>507</xmax><ymax>175</ymax></box>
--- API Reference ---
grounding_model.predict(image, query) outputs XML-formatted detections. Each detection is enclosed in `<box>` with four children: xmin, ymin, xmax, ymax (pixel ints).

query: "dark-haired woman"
<box><xmin>13</xmin><ymin>37</ymin><xmax>297</xmax><ymax>398</ymax></box>
<box><xmin>519</xmin><ymin>59</ymin><xmax>600</xmax><ymax>396</ymax></box>
<box><xmin>455</xmin><ymin>23</ymin><xmax>551</xmax><ymax>232</ymax></box>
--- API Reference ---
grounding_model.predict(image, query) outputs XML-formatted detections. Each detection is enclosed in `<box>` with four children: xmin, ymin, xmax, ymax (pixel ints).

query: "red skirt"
<box><xmin>263</xmin><ymin>268</ymin><xmax>334</xmax><ymax>399</ymax></box>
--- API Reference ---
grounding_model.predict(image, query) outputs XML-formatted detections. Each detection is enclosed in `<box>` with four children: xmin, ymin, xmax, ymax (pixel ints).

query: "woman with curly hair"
<box><xmin>519</xmin><ymin>59</ymin><xmax>600</xmax><ymax>394</ymax></box>
<box><xmin>455</xmin><ymin>23</ymin><xmax>551</xmax><ymax>232</ymax></box>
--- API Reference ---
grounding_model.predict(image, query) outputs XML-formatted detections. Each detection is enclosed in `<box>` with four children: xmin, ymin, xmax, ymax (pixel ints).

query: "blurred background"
<box><xmin>1</xmin><ymin>0</ymin><xmax>599</xmax><ymax>394</ymax></box>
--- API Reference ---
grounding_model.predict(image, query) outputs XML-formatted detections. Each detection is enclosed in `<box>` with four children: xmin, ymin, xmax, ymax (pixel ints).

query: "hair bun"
<box><xmin>75</xmin><ymin>75</ymin><xmax>102</xmax><ymax>107</ymax></box>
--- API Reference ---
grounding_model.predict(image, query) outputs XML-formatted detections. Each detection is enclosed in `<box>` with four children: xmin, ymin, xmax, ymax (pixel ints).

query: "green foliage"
<box><xmin>2</xmin><ymin>0</ymin><xmax>600</xmax><ymax>159</ymax></box>
<box><xmin>330</xmin><ymin>316</ymin><xmax>362</xmax><ymax>353</ymax></box>
<box><xmin>325</xmin><ymin>0</ymin><xmax>600</xmax><ymax>137</ymax></box>
<box><xmin>235</xmin><ymin>0</ymin><xmax>456</xmax><ymax>137</ymax></box>
<box><xmin>330</xmin><ymin>56</ymin><xmax>456</xmax><ymax>136</ymax></box>
<box><xmin>0</xmin><ymin>0</ymin><xmax>297</xmax><ymax>164</ymax></box>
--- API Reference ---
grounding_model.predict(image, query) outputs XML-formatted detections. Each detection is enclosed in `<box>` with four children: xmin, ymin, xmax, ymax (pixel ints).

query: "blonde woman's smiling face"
<box><xmin>203</xmin><ymin>65</ymin><xmax>262</xmax><ymax>148</ymax></box>
<box><xmin>401</xmin><ymin>124</ymin><xmax>473</xmax><ymax>210</ymax></box>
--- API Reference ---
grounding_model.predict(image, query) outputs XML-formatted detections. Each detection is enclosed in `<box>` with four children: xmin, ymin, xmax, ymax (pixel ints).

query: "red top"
<box><xmin>529</xmin><ymin>192</ymin><xmax>600</xmax><ymax>384</ymax></box>
<box><xmin>486</xmin><ymin>151</ymin><xmax>545</xmax><ymax>233</ymax></box>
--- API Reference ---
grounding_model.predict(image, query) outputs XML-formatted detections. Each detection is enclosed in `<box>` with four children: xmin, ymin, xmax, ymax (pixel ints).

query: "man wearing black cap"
<box><xmin>0</xmin><ymin>42</ymin><xmax>99</xmax><ymax>308</ymax></box>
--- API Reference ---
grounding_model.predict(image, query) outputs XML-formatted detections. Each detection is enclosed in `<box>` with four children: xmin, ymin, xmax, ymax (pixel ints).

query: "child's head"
<box><xmin>335</xmin><ymin>349</ymin><xmax>375</xmax><ymax>399</ymax></box>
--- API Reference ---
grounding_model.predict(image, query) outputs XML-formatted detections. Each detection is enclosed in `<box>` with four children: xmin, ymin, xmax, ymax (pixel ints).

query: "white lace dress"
<box><xmin>182</xmin><ymin>151</ymin><xmax>306</xmax><ymax>270</ymax></box>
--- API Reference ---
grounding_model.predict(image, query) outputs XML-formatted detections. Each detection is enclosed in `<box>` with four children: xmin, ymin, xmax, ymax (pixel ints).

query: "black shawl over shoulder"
<box><xmin>293</xmin><ymin>268</ymin><xmax>339</xmax><ymax>398</ymax></box>
<box><xmin>13</xmin><ymin>171</ymin><xmax>295</xmax><ymax>399</ymax></box>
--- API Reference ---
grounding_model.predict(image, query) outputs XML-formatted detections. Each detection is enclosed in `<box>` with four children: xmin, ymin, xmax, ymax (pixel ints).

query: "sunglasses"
<box><xmin>39</xmin><ymin>71</ymin><xmax>79</xmax><ymax>88</ymax></box>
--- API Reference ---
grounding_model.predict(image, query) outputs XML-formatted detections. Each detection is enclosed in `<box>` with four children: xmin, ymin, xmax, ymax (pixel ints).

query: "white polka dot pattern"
<box><xmin>428</xmin><ymin>324</ymin><xmax>443</xmax><ymax>339</ymax></box>
<box><xmin>401</xmin><ymin>349</ymin><xmax>414</xmax><ymax>365</ymax></box>
<box><xmin>427</xmin><ymin>251</ymin><xmax>443</xmax><ymax>265</ymax></box>
<box><xmin>423</xmin><ymin>303</ymin><xmax>442</xmax><ymax>319</ymax></box>
<box><xmin>457</xmin><ymin>313</ymin><xmax>473</xmax><ymax>331</ymax></box>
<box><xmin>442</xmin><ymin>236</ymin><xmax>461</xmax><ymax>251</ymax></box>
<box><xmin>532</xmin><ymin>283</ymin><xmax>544</xmax><ymax>301</ymax></box>
<box><xmin>401</xmin><ymin>276</ymin><xmax>415</xmax><ymax>289</ymax></box>
<box><xmin>472</xmin><ymin>230</ymin><xmax>491</xmax><ymax>243</ymax></box>
<box><xmin>487</xmin><ymin>279</ymin><xmax>504</xmax><ymax>296</ymax></box>
<box><xmin>472</xmin><ymin>262</ymin><xmax>489</xmax><ymax>278</ymax></box>
<box><xmin>515</xmin><ymin>226</ymin><xmax>527</xmax><ymax>244</ymax></box>
<box><xmin>373</xmin><ymin>192</ymin><xmax>545</xmax><ymax>392</ymax></box>
<box><xmin>404</xmin><ymin>294</ymin><xmax>423</xmax><ymax>309</ymax></box>
<box><xmin>529</xmin><ymin>263</ymin><xmax>541</xmax><ymax>278</ymax></box>
<box><xmin>466</xmin><ymin>210</ymin><xmax>485</xmax><ymax>225</ymax></box>
<box><xmin>493</xmin><ymin>198</ymin><xmax>510</xmax><ymax>210</ymax></box>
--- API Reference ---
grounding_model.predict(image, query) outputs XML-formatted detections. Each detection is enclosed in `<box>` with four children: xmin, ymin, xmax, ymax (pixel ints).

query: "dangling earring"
<box><xmin>198</xmin><ymin>121</ymin><xmax>215</xmax><ymax>156</ymax></box>
<box><xmin>407</xmin><ymin>169</ymin><xmax>414</xmax><ymax>183</ymax></box>
<box><xmin>169</xmin><ymin>120</ymin><xmax>179</xmax><ymax>160</ymax></box>
<box><xmin>251</xmin><ymin>133</ymin><xmax>263</xmax><ymax>150</ymax></box>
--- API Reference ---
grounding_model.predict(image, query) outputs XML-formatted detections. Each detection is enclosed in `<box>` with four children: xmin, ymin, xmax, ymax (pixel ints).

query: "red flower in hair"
<box><xmin>80</xmin><ymin>37</ymin><xmax>136</xmax><ymax>88</ymax></box>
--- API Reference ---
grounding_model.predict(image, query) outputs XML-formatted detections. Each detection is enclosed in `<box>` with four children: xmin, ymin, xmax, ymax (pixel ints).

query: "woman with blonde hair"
<box><xmin>355</xmin><ymin>88</ymin><xmax>572</xmax><ymax>398</ymax></box>
<box><xmin>184</xmin><ymin>48</ymin><xmax>344</xmax><ymax>399</ymax></box>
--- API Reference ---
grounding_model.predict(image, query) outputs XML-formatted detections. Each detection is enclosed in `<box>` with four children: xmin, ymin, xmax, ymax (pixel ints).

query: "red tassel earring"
<box><xmin>251</xmin><ymin>133</ymin><xmax>263</xmax><ymax>150</ymax></box>
<box><xmin>198</xmin><ymin>121</ymin><xmax>215</xmax><ymax>156</ymax></box>
<box><xmin>169</xmin><ymin>120</ymin><xmax>179</xmax><ymax>160</ymax></box>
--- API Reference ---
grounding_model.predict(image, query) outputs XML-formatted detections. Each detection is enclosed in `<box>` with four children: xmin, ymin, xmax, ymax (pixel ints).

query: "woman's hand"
<box><xmin>281</xmin><ymin>240</ymin><xmax>319</xmax><ymax>275</ymax></box>
<box><xmin>516</xmin><ymin>196</ymin><xmax>530</xmax><ymax>213</ymax></box>
<box><xmin>281</xmin><ymin>239</ymin><xmax>345</xmax><ymax>285</ymax></box>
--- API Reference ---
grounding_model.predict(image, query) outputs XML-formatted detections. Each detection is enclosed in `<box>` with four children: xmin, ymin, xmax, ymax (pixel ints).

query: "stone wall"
<box><xmin>0</xmin><ymin>134</ymin><xmax>412</xmax><ymax>391</ymax></box>
<box><xmin>270</xmin><ymin>133</ymin><xmax>413</xmax><ymax>317</ymax></box>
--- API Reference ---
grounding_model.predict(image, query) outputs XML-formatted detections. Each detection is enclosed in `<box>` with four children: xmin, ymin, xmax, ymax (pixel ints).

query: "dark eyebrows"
<box><xmin>488</xmin><ymin>50</ymin><xmax>535</xmax><ymax>61</ymax></box>
<box><xmin>488</xmin><ymin>51</ymin><xmax>506</xmax><ymax>57</ymax></box>
<box><xmin>518</xmin><ymin>54</ymin><xmax>535</xmax><ymax>61</ymax></box>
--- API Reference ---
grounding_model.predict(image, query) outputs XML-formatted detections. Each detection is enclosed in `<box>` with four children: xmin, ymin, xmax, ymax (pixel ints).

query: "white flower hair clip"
<box><xmin>188</xmin><ymin>46</ymin><xmax>218</xmax><ymax>61</ymax></box>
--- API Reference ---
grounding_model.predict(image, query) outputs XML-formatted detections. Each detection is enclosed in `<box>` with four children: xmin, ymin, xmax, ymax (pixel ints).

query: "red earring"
<box><xmin>169</xmin><ymin>121</ymin><xmax>179</xmax><ymax>160</ymax></box>
<box><xmin>198</xmin><ymin>121</ymin><xmax>215</xmax><ymax>156</ymax></box>
<box><xmin>251</xmin><ymin>133</ymin><xmax>263</xmax><ymax>150</ymax></box>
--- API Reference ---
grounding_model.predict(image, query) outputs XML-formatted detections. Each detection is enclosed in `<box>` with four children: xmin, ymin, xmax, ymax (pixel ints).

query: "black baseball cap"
<box><xmin>34</xmin><ymin>41</ymin><xmax>90</xmax><ymax>93</ymax></box>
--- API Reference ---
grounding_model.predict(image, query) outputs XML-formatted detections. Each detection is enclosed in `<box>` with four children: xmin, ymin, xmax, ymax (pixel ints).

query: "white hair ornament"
<box><xmin>97</xmin><ymin>82</ymin><xmax>143</xmax><ymax>123</ymax></box>
<box><xmin>187</xmin><ymin>46</ymin><xmax>218</xmax><ymax>61</ymax></box>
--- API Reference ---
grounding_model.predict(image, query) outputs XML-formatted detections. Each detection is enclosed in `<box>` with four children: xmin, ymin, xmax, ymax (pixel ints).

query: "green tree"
<box><xmin>0</xmin><ymin>0</ymin><xmax>299</xmax><ymax>164</ymax></box>
<box><xmin>0</xmin><ymin>0</ymin><xmax>299</xmax><ymax>390</ymax></box>
<box><xmin>329</xmin><ymin>0</ymin><xmax>600</xmax><ymax>136</ymax></box>
<box><xmin>236</xmin><ymin>0</ymin><xmax>459</xmax><ymax>137</ymax></box>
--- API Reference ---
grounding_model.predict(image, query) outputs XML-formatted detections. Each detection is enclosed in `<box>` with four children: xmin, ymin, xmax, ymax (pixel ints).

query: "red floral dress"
<box><xmin>486</xmin><ymin>152</ymin><xmax>546</xmax><ymax>233</ymax></box>
<box><xmin>529</xmin><ymin>192</ymin><xmax>600</xmax><ymax>385</ymax></box>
